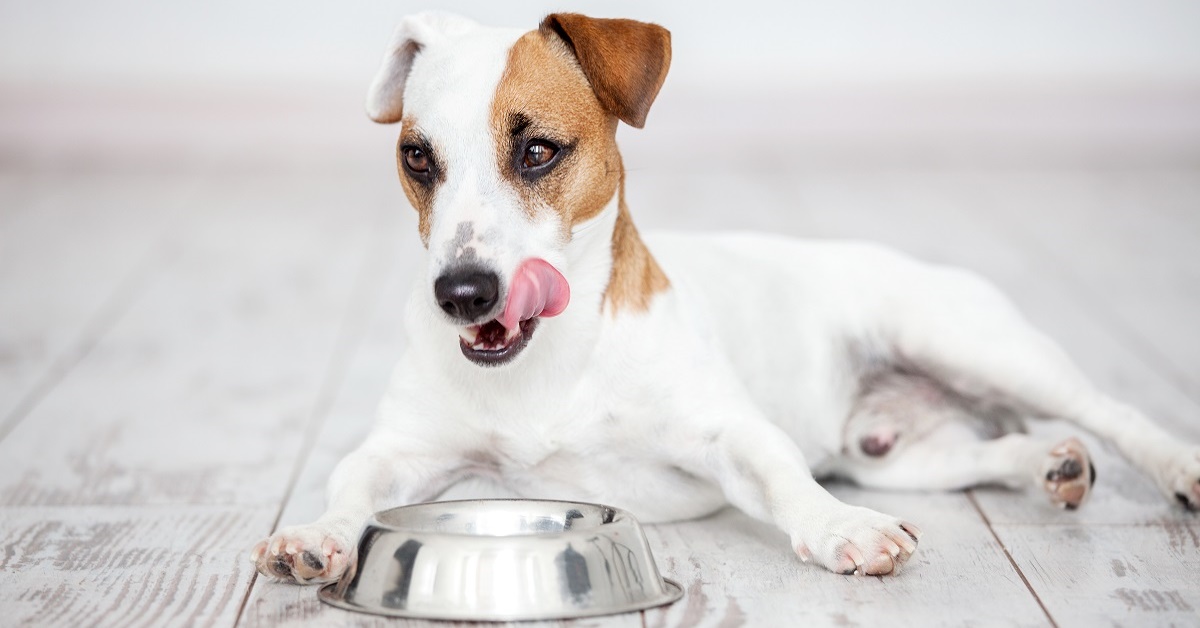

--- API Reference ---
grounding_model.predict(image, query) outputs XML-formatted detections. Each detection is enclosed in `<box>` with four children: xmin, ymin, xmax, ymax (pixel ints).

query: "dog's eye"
<box><xmin>522</xmin><ymin>141</ymin><xmax>558</xmax><ymax>169</ymax></box>
<box><xmin>402</xmin><ymin>147</ymin><xmax>430</xmax><ymax>174</ymax></box>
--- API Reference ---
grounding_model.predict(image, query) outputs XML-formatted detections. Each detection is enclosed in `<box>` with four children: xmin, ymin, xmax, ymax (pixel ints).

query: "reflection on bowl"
<box><xmin>318</xmin><ymin>499</ymin><xmax>683</xmax><ymax>621</ymax></box>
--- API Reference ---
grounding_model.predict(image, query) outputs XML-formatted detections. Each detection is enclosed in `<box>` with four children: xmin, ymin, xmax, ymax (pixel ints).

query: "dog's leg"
<box><xmin>249</xmin><ymin>429</ymin><xmax>462</xmax><ymax>583</ymax></box>
<box><xmin>842</xmin><ymin>371</ymin><xmax>1096</xmax><ymax>508</ymax></box>
<box><xmin>678</xmin><ymin>412</ymin><xmax>922</xmax><ymax>576</ymax></box>
<box><xmin>884</xmin><ymin>266</ymin><xmax>1200</xmax><ymax>509</ymax></box>
<box><xmin>839</xmin><ymin>420</ymin><xmax>1096</xmax><ymax>509</ymax></box>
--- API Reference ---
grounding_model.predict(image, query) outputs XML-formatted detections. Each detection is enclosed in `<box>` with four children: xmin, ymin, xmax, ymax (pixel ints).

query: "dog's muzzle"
<box><xmin>440</xmin><ymin>259</ymin><xmax>570</xmax><ymax>367</ymax></box>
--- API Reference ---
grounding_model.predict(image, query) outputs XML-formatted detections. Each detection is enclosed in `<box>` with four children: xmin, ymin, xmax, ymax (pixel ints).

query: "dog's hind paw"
<box><xmin>1042</xmin><ymin>437</ymin><xmax>1095</xmax><ymax>510</ymax></box>
<box><xmin>250</xmin><ymin>525</ymin><xmax>354</xmax><ymax>584</ymax></box>
<box><xmin>793</xmin><ymin>506</ymin><xmax>921</xmax><ymax>576</ymax></box>
<box><xmin>1156</xmin><ymin>446</ymin><xmax>1200</xmax><ymax>512</ymax></box>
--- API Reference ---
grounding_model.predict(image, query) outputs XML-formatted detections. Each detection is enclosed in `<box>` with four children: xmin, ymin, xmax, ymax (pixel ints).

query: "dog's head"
<box><xmin>366</xmin><ymin>12</ymin><xmax>671</xmax><ymax>367</ymax></box>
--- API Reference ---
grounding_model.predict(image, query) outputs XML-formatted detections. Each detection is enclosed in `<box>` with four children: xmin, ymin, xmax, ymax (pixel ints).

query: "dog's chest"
<box><xmin>462</xmin><ymin>410</ymin><xmax>723</xmax><ymax>520</ymax></box>
<box><xmin>472</xmin><ymin>427</ymin><xmax>566</xmax><ymax>473</ymax></box>
<box><xmin>465</xmin><ymin>412</ymin><xmax>617</xmax><ymax>479</ymax></box>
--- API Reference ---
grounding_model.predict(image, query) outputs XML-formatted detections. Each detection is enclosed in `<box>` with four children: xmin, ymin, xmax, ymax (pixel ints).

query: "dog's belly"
<box><xmin>645</xmin><ymin>232</ymin><xmax>904</xmax><ymax>468</ymax></box>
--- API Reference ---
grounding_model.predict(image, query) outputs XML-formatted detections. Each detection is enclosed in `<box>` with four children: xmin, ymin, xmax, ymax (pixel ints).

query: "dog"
<box><xmin>251</xmin><ymin>11</ymin><xmax>1200</xmax><ymax>581</ymax></box>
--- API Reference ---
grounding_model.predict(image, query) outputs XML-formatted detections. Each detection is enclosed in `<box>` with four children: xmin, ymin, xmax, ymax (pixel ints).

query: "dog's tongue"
<box><xmin>497</xmin><ymin>258</ymin><xmax>570</xmax><ymax>331</ymax></box>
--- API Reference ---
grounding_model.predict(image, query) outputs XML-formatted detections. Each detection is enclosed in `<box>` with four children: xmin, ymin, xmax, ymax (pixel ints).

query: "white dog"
<box><xmin>252</xmin><ymin>12</ymin><xmax>1200</xmax><ymax>581</ymax></box>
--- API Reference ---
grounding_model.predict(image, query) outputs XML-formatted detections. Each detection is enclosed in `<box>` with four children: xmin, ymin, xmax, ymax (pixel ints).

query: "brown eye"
<box><xmin>522</xmin><ymin>141</ymin><xmax>557</xmax><ymax>169</ymax></box>
<box><xmin>402</xmin><ymin>147</ymin><xmax>429</xmax><ymax>174</ymax></box>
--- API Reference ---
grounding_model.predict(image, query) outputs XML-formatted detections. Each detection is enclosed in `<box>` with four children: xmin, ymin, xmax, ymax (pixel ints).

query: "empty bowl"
<box><xmin>318</xmin><ymin>498</ymin><xmax>683</xmax><ymax>621</ymax></box>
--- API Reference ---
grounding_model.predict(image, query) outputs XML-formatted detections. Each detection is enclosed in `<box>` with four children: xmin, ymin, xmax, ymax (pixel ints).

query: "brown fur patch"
<box><xmin>490</xmin><ymin>21</ymin><xmax>670</xmax><ymax>314</ymax></box>
<box><xmin>539</xmin><ymin>14</ymin><xmax>671</xmax><ymax>129</ymax></box>
<box><xmin>491</xmin><ymin>30</ymin><xmax>619</xmax><ymax>229</ymax></box>
<box><xmin>606</xmin><ymin>189</ymin><xmax>670</xmax><ymax>314</ymax></box>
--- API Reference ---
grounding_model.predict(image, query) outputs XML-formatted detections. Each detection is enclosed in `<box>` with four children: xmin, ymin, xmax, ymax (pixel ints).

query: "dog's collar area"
<box><xmin>458</xmin><ymin>318</ymin><xmax>539</xmax><ymax>366</ymax></box>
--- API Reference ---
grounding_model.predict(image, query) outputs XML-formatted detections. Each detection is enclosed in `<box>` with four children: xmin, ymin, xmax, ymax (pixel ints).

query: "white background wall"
<box><xmin>3</xmin><ymin>1</ymin><xmax>1198</xmax><ymax>171</ymax></box>
<box><xmin>3</xmin><ymin>0</ymin><xmax>1199</xmax><ymax>89</ymax></box>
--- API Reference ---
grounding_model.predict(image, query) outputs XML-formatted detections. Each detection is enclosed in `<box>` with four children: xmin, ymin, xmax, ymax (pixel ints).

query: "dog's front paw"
<box><xmin>249</xmin><ymin>525</ymin><xmax>354</xmax><ymax>584</ymax></box>
<box><xmin>792</xmin><ymin>506</ymin><xmax>921</xmax><ymax>576</ymax></box>
<box><xmin>1158</xmin><ymin>446</ymin><xmax>1200</xmax><ymax>512</ymax></box>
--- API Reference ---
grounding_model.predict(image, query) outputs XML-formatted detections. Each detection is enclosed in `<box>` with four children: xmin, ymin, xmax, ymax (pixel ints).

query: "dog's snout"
<box><xmin>434</xmin><ymin>269</ymin><xmax>501</xmax><ymax>323</ymax></box>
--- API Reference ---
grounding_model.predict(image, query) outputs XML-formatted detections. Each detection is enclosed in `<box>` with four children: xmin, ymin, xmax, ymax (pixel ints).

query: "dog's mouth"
<box><xmin>452</xmin><ymin>258</ymin><xmax>569</xmax><ymax>368</ymax></box>
<box><xmin>458</xmin><ymin>318</ymin><xmax>539</xmax><ymax>366</ymax></box>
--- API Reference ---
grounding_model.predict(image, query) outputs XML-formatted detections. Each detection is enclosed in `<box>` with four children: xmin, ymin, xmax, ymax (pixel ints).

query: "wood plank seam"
<box><xmin>0</xmin><ymin>237</ymin><xmax>175</xmax><ymax>443</ymax></box>
<box><xmin>967</xmin><ymin>491</ymin><xmax>1058</xmax><ymax>628</ymax></box>
<box><xmin>232</xmin><ymin>203</ymin><xmax>396</xmax><ymax>627</ymax></box>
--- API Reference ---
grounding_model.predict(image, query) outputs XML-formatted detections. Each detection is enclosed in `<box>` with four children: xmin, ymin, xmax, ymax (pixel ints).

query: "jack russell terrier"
<box><xmin>252</xmin><ymin>11</ymin><xmax>1200</xmax><ymax>580</ymax></box>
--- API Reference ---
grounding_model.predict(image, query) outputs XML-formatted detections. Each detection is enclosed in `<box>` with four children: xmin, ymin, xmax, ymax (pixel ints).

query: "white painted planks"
<box><xmin>0</xmin><ymin>170</ymin><xmax>393</xmax><ymax>626</ymax></box>
<box><xmin>642</xmin><ymin>492</ymin><xmax>1050</xmax><ymax>627</ymax></box>
<box><xmin>0</xmin><ymin>173</ymin><xmax>191</xmax><ymax>433</ymax></box>
<box><xmin>995</xmin><ymin>522</ymin><xmax>1200</xmax><ymax>626</ymax></box>
<box><xmin>0</xmin><ymin>506</ymin><xmax>272</xmax><ymax>628</ymax></box>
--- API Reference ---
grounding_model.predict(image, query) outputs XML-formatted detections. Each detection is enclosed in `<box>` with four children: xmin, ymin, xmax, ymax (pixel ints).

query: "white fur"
<box><xmin>251</xmin><ymin>14</ymin><xmax>1200</xmax><ymax>582</ymax></box>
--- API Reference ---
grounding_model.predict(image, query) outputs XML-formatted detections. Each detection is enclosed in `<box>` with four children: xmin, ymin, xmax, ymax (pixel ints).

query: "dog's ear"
<box><xmin>366</xmin><ymin>12</ymin><xmax>478</xmax><ymax>124</ymax></box>
<box><xmin>539</xmin><ymin>13</ymin><xmax>671</xmax><ymax>129</ymax></box>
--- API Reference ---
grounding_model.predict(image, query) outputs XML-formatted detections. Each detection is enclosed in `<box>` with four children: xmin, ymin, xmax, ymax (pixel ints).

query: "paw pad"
<box><xmin>249</xmin><ymin>526</ymin><xmax>352</xmax><ymax>584</ymax></box>
<box><xmin>301</xmin><ymin>550</ymin><xmax>325</xmax><ymax>571</ymax></box>
<box><xmin>1043</xmin><ymin>438</ymin><xmax>1094</xmax><ymax>510</ymax></box>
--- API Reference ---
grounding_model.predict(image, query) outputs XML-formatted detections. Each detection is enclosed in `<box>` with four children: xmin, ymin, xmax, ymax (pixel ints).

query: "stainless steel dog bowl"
<box><xmin>318</xmin><ymin>499</ymin><xmax>683</xmax><ymax>621</ymax></box>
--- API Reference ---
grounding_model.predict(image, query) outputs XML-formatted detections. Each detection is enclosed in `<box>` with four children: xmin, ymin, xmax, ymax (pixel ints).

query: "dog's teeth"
<box><xmin>459</xmin><ymin>328</ymin><xmax>479</xmax><ymax>345</ymax></box>
<box><xmin>504</xmin><ymin>325</ymin><xmax>521</xmax><ymax>343</ymax></box>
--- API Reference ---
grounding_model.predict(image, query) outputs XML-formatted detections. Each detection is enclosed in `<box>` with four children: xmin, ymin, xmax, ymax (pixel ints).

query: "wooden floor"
<box><xmin>2</xmin><ymin>87</ymin><xmax>1199</xmax><ymax>627</ymax></box>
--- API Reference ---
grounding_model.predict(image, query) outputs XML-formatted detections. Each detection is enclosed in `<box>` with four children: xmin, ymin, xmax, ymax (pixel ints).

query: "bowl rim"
<box><xmin>365</xmin><ymin>497</ymin><xmax>634</xmax><ymax>539</ymax></box>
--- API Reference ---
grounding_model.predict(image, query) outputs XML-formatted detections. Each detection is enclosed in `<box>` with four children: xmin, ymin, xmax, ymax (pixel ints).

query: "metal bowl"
<box><xmin>318</xmin><ymin>499</ymin><xmax>683</xmax><ymax>621</ymax></box>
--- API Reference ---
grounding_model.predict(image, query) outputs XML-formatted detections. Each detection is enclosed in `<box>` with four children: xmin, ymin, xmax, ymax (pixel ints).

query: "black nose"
<box><xmin>434</xmin><ymin>268</ymin><xmax>500</xmax><ymax>322</ymax></box>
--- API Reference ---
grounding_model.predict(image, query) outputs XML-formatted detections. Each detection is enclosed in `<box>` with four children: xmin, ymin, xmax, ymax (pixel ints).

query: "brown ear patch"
<box><xmin>491</xmin><ymin>24</ymin><xmax>670</xmax><ymax>315</ymax></box>
<box><xmin>491</xmin><ymin>30</ymin><xmax>620</xmax><ymax>230</ymax></box>
<box><xmin>539</xmin><ymin>13</ymin><xmax>671</xmax><ymax>129</ymax></box>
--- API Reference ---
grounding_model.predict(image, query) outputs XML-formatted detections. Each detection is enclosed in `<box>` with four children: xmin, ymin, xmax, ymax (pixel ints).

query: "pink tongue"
<box><xmin>497</xmin><ymin>258</ymin><xmax>570</xmax><ymax>331</ymax></box>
